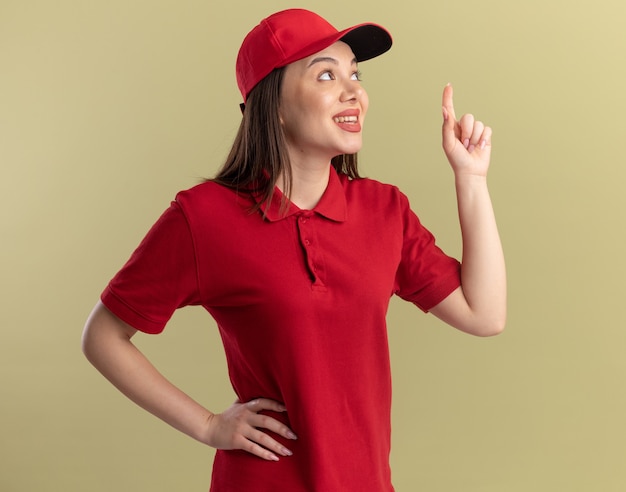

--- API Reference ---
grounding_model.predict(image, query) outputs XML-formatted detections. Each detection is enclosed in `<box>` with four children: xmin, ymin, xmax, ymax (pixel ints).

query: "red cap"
<box><xmin>236</xmin><ymin>9</ymin><xmax>392</xmax><ymax>102</ymax></box>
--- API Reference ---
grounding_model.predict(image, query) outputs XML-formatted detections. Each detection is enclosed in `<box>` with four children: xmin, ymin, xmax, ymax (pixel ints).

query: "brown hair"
<box><xmin>212</xmin><ymin>67</ymin><xmax>361</xmax><ymax>212</ymax></box>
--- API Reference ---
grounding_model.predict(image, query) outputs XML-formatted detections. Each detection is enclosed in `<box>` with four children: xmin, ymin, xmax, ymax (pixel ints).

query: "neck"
<box><xmin>278</xmin><ymin>157</ymin><xmax>331</xmax><ymax>211</ymax></box>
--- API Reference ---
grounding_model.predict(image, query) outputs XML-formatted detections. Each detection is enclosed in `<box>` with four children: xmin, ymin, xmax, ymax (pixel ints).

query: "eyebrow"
<box><xmin>307</xmin><ymin>56</ymin><xmax>358</xmax><ymax>67</ymax></box>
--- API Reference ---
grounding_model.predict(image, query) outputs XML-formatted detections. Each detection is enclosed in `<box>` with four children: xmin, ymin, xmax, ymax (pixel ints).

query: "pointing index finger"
<box><xmin>442</xmin><ymin>83</ymin><xmax>456</xmax><ymax>122</ymax></box>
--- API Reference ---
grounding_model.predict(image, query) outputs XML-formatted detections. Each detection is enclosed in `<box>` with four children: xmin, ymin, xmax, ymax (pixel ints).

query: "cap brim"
<box><xmin>339</xmin><ymin>23</ymin><xmax>393</xmax><ymax>62</ymax></box>
<box><xmin>278</xmin><ymin>22</ymin><xmax>392</xmax><ymax>70</ymax></box>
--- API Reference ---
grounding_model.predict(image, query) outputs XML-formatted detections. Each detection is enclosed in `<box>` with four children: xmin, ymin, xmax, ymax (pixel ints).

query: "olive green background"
<box><xmin>2</xmin><ymin>1</ymin><xmax>625</xmax><ymax>490</ymax></box>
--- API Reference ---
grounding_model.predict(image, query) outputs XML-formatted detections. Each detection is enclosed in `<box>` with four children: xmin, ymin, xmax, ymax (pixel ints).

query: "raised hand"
<box><xmin>205</xmin><ymin>398</ymin><xmax>298</xmax><ymax>461</ymax></box>
<box><xmin>441</xmin><ymin>84</ymin><xmax>492</xmax><ymax>178</ymax></box>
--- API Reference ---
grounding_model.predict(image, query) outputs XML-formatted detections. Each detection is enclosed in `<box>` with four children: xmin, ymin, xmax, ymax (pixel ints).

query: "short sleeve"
<box><xmin>393</xmin><ymin>193</ymin><xmax>461</xmax><ymax>312</ymax></box>
<box><xmin>101</xmin><ymin>201</ymin><xmax>200</xmax><ymax>334</ymax></box>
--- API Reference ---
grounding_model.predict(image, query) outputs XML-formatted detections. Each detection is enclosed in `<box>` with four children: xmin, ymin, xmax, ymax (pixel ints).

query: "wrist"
<box><xmin>195</xmin><ymin>411</ymin><xmax>217</xmax><ymax>446</ymax></box>
<box><xmin>454</xmin><ymin>172</ymin><xmax>488</xmax><ymax>189</ymax></box>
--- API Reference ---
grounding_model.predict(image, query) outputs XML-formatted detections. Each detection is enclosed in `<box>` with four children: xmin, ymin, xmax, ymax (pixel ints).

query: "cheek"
<box><xmin>280</xmin><ymin>89</ymin><xmax>317</xmax><ymax>129</ymax></box>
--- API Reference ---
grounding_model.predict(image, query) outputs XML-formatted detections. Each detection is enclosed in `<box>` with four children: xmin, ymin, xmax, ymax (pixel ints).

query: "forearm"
<box><xmin>82</xmin><ymin>303</ymin><xmax>213</xmax><ymax>444</ymax></box>
<box><xmin>82</xmin><ymin>302</ymin><xmax>297</xmax><ymax>460</ymax></box>
<box><xmin>455</xmin><ymin>174</ymin><xmax>506</xmax><ymax>332</ymax></box>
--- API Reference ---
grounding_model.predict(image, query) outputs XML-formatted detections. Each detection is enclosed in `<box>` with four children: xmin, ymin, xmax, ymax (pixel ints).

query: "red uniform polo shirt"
<box><xmin>101</xmin><ymin>167</ymin><xmax>461</xmax><ymax>492</ymax></box>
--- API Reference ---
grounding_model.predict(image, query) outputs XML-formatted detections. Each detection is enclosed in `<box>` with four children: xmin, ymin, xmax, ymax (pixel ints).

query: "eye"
<box><xmin>318</xmin><ymin>71</ymin><xmax>334</xmax><ymax>81</ymax></box>
<box><xmin>351</xmin><ymin>70</ymin><xmax>363</xmax><ymax>81</ymax></box>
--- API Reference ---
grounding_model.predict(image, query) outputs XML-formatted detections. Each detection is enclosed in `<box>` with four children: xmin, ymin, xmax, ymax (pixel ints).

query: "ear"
<box><xmin>278</xmin><ymin>105</ymin><xmax>284</xmax><ymax>126</ymax></box>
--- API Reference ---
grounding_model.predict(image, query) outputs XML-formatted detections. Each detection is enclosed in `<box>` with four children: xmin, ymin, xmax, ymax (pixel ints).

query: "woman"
<box><xmin>82</xmin><ymin>8</ymin><xmax>506</xmax><ymax>491</ymax></box>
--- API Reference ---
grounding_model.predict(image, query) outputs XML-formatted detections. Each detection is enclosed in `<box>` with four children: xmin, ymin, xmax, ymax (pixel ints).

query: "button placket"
<box><xmin>296</xmin><ymin>213</ymin><xmax>324</xmax><ymax>286</ymax></box>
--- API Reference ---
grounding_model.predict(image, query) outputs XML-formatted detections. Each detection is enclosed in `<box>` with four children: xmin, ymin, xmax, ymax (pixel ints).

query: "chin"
<box><xmin>338</xmin><ymin>141</ymin><xmax>363</xmax><ymax>156</ymax></box>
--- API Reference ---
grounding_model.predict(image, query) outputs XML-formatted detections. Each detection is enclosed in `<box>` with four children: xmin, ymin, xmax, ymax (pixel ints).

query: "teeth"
<box><xmin>334</xmin><ymin>115</ymin><xmax>358</xmax><ymax>123</ymax></box>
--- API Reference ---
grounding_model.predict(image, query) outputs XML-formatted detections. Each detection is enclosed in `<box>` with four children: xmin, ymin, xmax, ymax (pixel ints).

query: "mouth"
<box><xmin>333</xmin><ymin>110</ymin><xmax>361</xmax><ymax>132</ymax></box>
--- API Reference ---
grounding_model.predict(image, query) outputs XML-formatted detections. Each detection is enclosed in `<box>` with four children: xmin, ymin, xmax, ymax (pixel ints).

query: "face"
<box><xmin>279</xmin><ymin>41</ymin><xmax>369</xmax><ymax>165</ymax></box>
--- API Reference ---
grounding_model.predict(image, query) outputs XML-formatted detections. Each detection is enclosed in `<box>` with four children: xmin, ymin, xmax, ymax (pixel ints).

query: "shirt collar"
<box><xmin>258</xmin><ymin>166</ymin><xmax>348</xmax><ymax>223</ymax></box>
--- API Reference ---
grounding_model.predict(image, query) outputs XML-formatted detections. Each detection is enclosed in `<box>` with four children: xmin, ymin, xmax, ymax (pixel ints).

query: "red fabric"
<box><xmin>101</xmin><ymin>167</ymin><xmax>461</xmax><ymax>491</ymax></box>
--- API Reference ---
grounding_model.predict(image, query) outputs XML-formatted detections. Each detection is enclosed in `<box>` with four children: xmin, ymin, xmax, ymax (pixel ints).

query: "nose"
<box><xmin>340</xmin><ymin>78</ymin><xmax>364</xmax><ymax>103</ymax></box>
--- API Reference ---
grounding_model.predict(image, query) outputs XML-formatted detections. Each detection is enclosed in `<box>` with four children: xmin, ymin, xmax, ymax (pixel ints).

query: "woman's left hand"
<box><xmin>431</xmin><ymin>84</ymin><xmax>506</xmax><ymax>338</ymax></box>
<box><xmin>441</xmin><ymin>84</ymin><xmax>492</xmax><ymax>178</ymax></box>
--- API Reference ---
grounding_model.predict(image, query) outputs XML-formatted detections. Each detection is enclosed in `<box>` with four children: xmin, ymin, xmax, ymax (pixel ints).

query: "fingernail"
<box><xmin>442</xmin><ymin>106</ymin><xmax>448</xmax><ymax>121</ymax></box>
<box><xmin>270</xmin><ymin>454</ymin><xmax>280</xmax><ymax>462</ymax></box>
<box><xmin>480</xmin><ymin>140</ymin><xmax>486</xmax><ymax>150</ymax></box>
<box><xmin>287</xmin><ymin>431</ymin><xmax>298</xmax><ymax>440</ymax></box>
<box><xmin>463</xmin><ymin>138</ymin><xmax>470</xmax><ymax>149</ymax></box>
<box><xmin>468</xmin><ymin>144</ymin><xmax>475</xmax><ymax>153</ymax></box>
<box><xmin>282</xmin><ymin>447</ymin><xmax>293</xmax><ymax>456</ymax></box>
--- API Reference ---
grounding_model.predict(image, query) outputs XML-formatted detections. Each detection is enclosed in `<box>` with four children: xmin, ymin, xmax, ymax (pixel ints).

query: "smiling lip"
<box><xmin>333</xmin><ymin>110</ymin><xmax>361</xmax><ymax>133</ymax></box>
